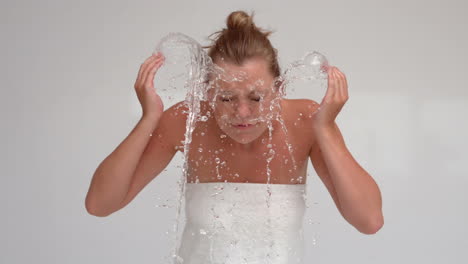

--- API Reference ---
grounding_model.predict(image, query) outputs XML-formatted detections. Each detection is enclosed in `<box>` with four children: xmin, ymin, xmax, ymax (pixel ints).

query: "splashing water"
<box><xmin>154</xmin><ymin>33</ymin><xmax>213</xmax><ymax>262</ymax></box>
<box><xmin>152</xmin><ymin>32</ymin><xmax>329</xmax><ymax>263</ymax></box>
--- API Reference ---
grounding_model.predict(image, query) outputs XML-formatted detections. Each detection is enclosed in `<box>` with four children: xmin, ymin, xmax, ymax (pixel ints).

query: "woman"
<box><xmin>85</xmin><ymin>11</ymin><xmax>383</xmax><ymax>264</ymax></box>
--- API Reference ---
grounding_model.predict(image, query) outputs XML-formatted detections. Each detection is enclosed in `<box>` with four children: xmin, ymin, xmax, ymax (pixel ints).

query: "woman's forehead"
<box><xmin>217</xmin><ymin>87</ymin><xmax>267</xmax><ymax>95</ymax></box>
<box><xmin>208</xmin><ymin>58</ymin><xmax>276</xmax><ymax>94</ymax></box>
<box><xmin>213</xmin><ymin>79</ymin><xmax>272</xmax><ymax>95</ymax></box>
<box><xmin>211</xmin><ymin>71</ymin><xmax>273</xmax><ymax>91</ymax></box>
<box><xmin>213</xmin><ymin>57</ymin><xmax>273</xmax><ymax>80</ymax></box>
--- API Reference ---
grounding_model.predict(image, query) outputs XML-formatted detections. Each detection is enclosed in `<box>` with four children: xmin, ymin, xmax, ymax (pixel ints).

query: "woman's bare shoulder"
<box><xmin>155</xmin><ymin>100</ymin><xmax>188</xmax><ymax>150</ymax></box>
<box><xmin>162</xmin><ymin>100</ymin><xmax>189</xmax><ymax>121</ymax></box>
<box><xmin>281</xmin><ymin>98</ymin><xmax>320</xmax><ymax>119</ymax></box>
<box><xmin>280</xmin><ymin>98</ymin><xmax>319</xmax><ymax>145</ymax></box>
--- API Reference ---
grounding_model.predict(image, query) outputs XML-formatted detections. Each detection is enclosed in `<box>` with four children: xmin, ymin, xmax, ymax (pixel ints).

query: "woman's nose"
<box><xmin>236</xmin><ymin>101</ymin><xmax>252</xmax><ymax>118</ymax></box>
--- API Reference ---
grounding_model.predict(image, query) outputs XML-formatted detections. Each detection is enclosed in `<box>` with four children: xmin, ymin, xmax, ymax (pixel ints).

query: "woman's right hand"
<box><xmin>134</xmin><ymin>52</ymin><xmax>165</xmax><ymax>120</ymax></box>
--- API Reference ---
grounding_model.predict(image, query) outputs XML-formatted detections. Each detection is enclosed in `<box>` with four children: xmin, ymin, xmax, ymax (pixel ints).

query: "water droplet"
<box><xmin>198</xmin><ymin>148</ymin><xmax>203</xmax><ymax>152</ymax></box>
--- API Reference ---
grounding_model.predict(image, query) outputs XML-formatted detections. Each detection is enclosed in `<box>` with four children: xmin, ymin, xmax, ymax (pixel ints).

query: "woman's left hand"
<box><xmin>311</xmin><ymin>66</ymin><xmax>349</xmax><ymax>131</ymax></box>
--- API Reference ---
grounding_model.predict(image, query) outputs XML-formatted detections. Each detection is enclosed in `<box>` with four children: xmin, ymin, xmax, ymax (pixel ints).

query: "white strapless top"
<box><xmin>175</xmin><ymin>182</ymin><xmax>307</xmax><ymax>264</ymax></box>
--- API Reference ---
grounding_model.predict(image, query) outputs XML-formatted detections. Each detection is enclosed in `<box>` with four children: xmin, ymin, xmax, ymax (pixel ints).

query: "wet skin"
<box><xmin>160</xmin><ymin>57</ymin><xmax>322</xmax><ymax>184</ymax></box>
<box><xmin>183</xmin><ymin>98</ymin><xmax>319</xmax><ymax>184</ymax></box>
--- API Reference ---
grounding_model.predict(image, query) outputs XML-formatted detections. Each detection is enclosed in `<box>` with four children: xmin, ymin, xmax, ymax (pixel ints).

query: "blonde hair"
<box><xmin>205</xmin><ymin>11</ymin><xmax>281</xmax><ymax>78</ymax></box>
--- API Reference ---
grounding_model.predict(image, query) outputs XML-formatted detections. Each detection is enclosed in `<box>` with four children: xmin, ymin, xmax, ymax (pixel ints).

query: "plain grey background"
<box><xmin>2</xmin><ymin>0</ymin><xmax>467</xmax><ymax>263</ymax></box>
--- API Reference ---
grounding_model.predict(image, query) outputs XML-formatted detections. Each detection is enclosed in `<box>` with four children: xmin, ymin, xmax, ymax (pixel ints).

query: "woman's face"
<box><xmin>208</xmin><ymin>57</ymin><xmax>280</xmax><ymax>145</ymax></box>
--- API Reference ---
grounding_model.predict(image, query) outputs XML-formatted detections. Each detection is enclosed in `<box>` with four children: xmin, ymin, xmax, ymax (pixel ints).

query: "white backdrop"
<box><xmin>1</xmin><ymin>0</ymin><xmax>467</xmax><ymax>263</ymax></box>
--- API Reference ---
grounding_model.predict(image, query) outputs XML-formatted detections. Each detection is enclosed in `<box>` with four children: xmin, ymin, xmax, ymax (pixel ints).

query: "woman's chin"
<box><xmin>224</xmin><ymin>129</ymin><xmax>267</xmax><ymax>145</ymax></box>
<box><xmin>232</xmin><ymin>137</ymin><xmax>257</xmax><ymax>145</ymax></box>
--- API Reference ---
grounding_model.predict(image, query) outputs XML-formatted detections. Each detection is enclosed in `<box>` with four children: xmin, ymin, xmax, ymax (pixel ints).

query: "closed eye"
<box><xmin>219</xmin><ymin>96</ymin><xmax>260</xmax><ymax>102</ymax></box>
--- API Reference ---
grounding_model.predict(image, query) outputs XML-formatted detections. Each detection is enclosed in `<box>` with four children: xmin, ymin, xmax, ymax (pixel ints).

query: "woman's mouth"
<box><xmin>232</xmin><ymin>123</ymin><xmax>255</xmax><ymax>129</ymax></box>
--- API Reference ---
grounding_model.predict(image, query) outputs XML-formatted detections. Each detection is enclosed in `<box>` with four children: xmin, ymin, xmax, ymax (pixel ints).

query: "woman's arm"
<box><xmin>312</xmin><ymin>122</ymin><xmax>384</xmax><ymax>234</ymax></box>
<box><xmin>85</xmin><ymin>102</ymin><xmax>186</xmax><ymax>217</ymax></box>
<box><xmin>308</xmin><ymin>66</ymin><xmax>383</xmax><ymax>234</ymax></box>
<box><xmin>85</xmin><ymin>115</ymin><xmax>160</xmax><ymax>216</ymax></box>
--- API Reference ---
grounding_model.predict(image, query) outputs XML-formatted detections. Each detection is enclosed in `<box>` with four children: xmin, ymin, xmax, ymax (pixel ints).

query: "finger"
<box><xmin>144</xmin><ymin>59</ymin><xmax>165</xmax><ymax>90</ymax></box>
<box><xmin>138</xmin><ymin>52</ymin><xmax>163</xmax><ymax>79</ymax></box>
<box><xmin>324</xmin><ymin>67</ymin><xmax>335</xmax><ymax>104</ymax></box>
<box><xmin>141</xmin><ymin>56</ymin><xmax>165</xmax><ymax>87</ymax></box>
<box><xmin>137</xmin><ymin>54</ymin><xmax>159</xmax><ymax>79</ymax></box>
<box><xmin>334</xmin><ymin>70</ymin><xmax>343</xmax><ymax>100</ymax></box>
<box><xmin>322</xmin><ymin>64</ymin><xmax>330</xmax><ymax>73</ymax></box>
<box><xmin>142</xmin><ymin>54</ymin><xmax>164</xmax><ymax>78</ymax></box>
<box><xmin>136</xmin><ymin>54</ymin><xmax>159</xmax><ymax>88</ymax></box>
<box><xmin>143</xmin><ymin>58</ymin><xmax>164</xmax><ymax>89</ymax></box>
<box><xmin>336</xmin><ymin>71</ymin><xmax>348</xmax><ymax>100</ymax></box>
<box><xmin>327</xmin><ymin>66</ymin><xmax>333</xmax><ymax>77</ymax></box>
<box><xmin>340</xmin><ymin>71</ymin><xmax>349</xmax><ymax>99</ymax></box>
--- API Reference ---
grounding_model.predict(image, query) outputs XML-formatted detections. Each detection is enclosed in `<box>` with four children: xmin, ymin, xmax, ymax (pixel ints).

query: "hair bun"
<box><xmin>205</xmin><ymin>10</ymin><xmax>280</xmax><ymax>78</ymax></box>
<box><xmin>226</xmin><ymin>11</ymin><xmax>254</xmax><ymax>31</ymax></box>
